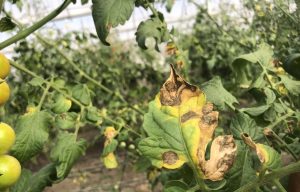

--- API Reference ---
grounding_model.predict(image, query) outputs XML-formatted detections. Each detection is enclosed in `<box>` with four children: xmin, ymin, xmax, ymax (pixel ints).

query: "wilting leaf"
<box><xmin>101</xmin><ymin>127</ymin><xmax>119</xmax><ymax>169</ymax></box>
<box><xmin>139</xmin><ymin>66</ymin><xmax>237</xmax><ymax>181</ymax></box>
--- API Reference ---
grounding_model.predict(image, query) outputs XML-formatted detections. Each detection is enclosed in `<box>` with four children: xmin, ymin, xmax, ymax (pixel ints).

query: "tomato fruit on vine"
<box><xmin>0</xmin><ymin>53</ymin><xmax>10</xmax><ymax>79</ymax></box>
<box><xmin>0</xmin><ymin>80</ymin><xmax>10</xmax><ymax>106</ymax></box>
<box><xmin>0</xmin><ymin>155</ymin><xmax>21</xmax><ymax>189</ymax></box>
<box><xmin>0</xmin><ymin>123</ymin><xmax>16</xmax><ymax>155</ymax></box>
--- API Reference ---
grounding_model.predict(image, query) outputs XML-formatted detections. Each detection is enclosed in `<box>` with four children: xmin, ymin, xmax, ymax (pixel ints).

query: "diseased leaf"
<box><xmin>139</xmin><ymin>66</ymin><xmax>237</xmax><ymax>181</ymax></box>
<box><xmin>242</xmin><ymin>135</ymin><xmax>281</xmax><ymax>170</ymax></box>
<box><xmin>11</xmin><ymin>111</ymin><xmax>52</xmax><ymax>162</ymax></box>
<box><xmin>101</xmin><ymin>127</ymin><xmax>119</xmax><ymax>169</ymax></box>
<box><xmin>50</xmin><ymin>133</ymin><xmax>87</xmax><ymax>180</ymax></box>
<box><xmin>230</xmin><ymin>112</ymin><xmax>264</xmax><ymax>141</ymax></box>
<box><xmin>201</xmin><ymin>76</ymin><xmax>238</xmax><ymax>110</ymax></box>
<box><xmin>92</xmin><ymin>0</ymin><xmax>135</xmax><ymax>45</ymax></box>
<box><xmin>135</xmin><ymin>13</ymin><xmax>170</xmax><ymax>51</ymax></box>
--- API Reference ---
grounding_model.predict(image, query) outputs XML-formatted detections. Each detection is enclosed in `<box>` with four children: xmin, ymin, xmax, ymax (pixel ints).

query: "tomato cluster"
<box><xmin>0</xmin><ymin>53</ymin><xmax>21</xmax><ymax>189</ymax></box>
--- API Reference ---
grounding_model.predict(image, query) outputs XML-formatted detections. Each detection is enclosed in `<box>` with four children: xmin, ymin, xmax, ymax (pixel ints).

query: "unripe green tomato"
<box><xmin>0</xmin><ymin>123</ymin><xmax>15</xmax><ymax>155</ymax></box>
<box><xmin>128</xmin><ymin>144</ymin><xmax>135</xmax><ymax>150</ymax></box>
<box><xmin>0</xmin><ymin>155</ymin><xmax>21</xmax><ymax>189</ymax></box>
<box><xmin>119</xmin><ymin>141</ymin><xmax>126</xmax><ymax>148</ymax></box>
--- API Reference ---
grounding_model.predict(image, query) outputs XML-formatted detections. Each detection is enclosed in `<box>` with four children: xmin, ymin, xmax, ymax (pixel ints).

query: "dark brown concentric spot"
<box><xmin>162</xmin><ymin>151</ymin><xmax>179</xmax><ymax>165</ymax></box>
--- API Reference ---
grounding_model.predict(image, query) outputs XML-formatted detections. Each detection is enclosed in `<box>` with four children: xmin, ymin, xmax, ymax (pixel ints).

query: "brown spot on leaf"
<box><xmin>181</xmin><ymin>111</ymin><xmax>198</xmax><ymax>123</ymax></box>
<box><xmin>162</xmin><ymin>151</ymin><xmax>179</xmax><ymax>165</ymax></box>
<box><xmin>160</xmin><ymin>65</ymin><xmax>200</xmax><ymax>106</ymax></box>
<box><xmin>199</xmin><ymin>135</ymin><xmax>237</xmax><ymax>181</ymax></box>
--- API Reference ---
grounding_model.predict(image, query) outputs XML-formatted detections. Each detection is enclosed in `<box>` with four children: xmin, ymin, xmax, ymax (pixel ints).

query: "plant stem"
<box><xmin>268</xmin><ymin>111</ymin><xmax>295</xmax><ymax>130</ymax></box>
<box><xmin>0</xmin><ymin>0</ymin><xmax>72</xmax><ymax>50</ymax></box>
<box><xmin>234</xmin><ymin>161</ymin><xmax>300</xmax><ymax>192</ymax></box>
<box><xmin>37</xmin><ymin>78</ymin><xmax>52</xmax><ymax>111</ymax></box>
<box><xmin>268</xmin><ymin>129</ymin><xmax>298</xmax><ymax>160</ymax></box>
<box><xmin>272</xmin><ymin>179</ymin><xmax>287</xmax><ymax>192</ymax></box>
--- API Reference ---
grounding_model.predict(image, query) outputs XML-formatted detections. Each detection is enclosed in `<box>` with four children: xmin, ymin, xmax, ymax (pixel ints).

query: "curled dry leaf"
<box><xmin>242</xmin><ymin>133</ymin><xmax>281</xmax><ymax>169</ymax></box>
<box><xmin>139</xmin><ymin>65</ymin><xmax>237</xmax><ymax>181</ymax></box>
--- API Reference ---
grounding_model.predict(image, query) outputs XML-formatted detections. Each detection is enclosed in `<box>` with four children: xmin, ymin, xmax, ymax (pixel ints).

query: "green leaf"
<box><xmin>11</xmin><ymin>111</ymin><xmax>52</xmax><ymax>162</ymax></box>
<box><xmin>10</xmin><ymin>169</ymin><xmax>32</xmax><ymax>192</ymax></box>
<box><xmin>11</xmin><ymin>164</ymin><xmax>57</xmax><ymax>192</ymax></box>
<box><xmin>201</xmin><ymin>76</ymin><xmax>238</xmax><ymax>110</ymax></box>
<box><xmin>240</xmin><ymin>105</ymin><xmax>270</xmax><ymax>116</ymax></box>
<box><xmin>232</xmin><ymin>43</ymin><xmax>273</xmax><ymax>87</ymax></box>
<box><xmin>135</xmin><ymin>13</ymin><xmax>170</xmax><ymax>51</ymax></box>
<box><xmin>52</xmin><ymin>94</ymin><xmax>72</xmax><ymax>114</ymax></box>
<box><xmin>230</xmin><ymin>112</ymin><xmax>264</xmax><ymax>141</ymax></box>
<box><xmin>264</xmin><ymin>88</ymin><xmax>276</xmax><ymax>105</ymax></box>
<box><xmin>50</xmin><ymin>133</ymin><xmax>87</xmax><ymax>180</ymax></box>
<box><xmin>223</xmin><ymin>142</ymin><xmax>256</xmax><ymax>192</ymax></box>
<box><xmin>163</xmin><ymin>180</ymin><xmax>189</xmax><ymax>192</ymax></box>
<box><xmin>102</xmin><ymin>138</ymin><xmax>118</xmax><ymax>157</ymax></box>
<box><xmin>72</xmin><ymin>84</ymin><xmax>91</xmax><ymax>106</ymax></box>
<box><xmin>86</xmin><ymin>106</ymin><xmax>101</xmax><ymax>122</ymax></box>
<box><xmin>92</xmin><ymin>0</ymin><xmax>135</xmax><ymax>45</ymax></box>
<box><xmin>28</xmin><ymin>77</ymin><xmax>44</xmax><ymax>87</ymax></box>
<box><xmin>81</xmin><ymin>0</ymin><xmax>88</xmax><ymax>5</ymax></box>
<box><xmin>0</xmin><ymin>17</ymin><xmax>16</xmax><ymax>32</ymax></box>
<box><xmin>54</xmin><ymin>112</ymin><xmax>77</xmax><ymax>130</ymax></box>
<box><xmin>279</xmin><ymin>75</ymin><xmax>300</xmax><ymax>95</ymax></box>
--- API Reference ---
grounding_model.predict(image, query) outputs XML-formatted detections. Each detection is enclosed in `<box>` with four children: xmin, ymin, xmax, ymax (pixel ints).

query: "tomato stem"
<box><xmin>234</xmin><ymin>161</ymin><xmax>300</xmax><ymax>192</ymax></box>
<box><xmin>0</xmin><ymin>0</ymin><xmax>73</xmax><ymax>50</ymax></box>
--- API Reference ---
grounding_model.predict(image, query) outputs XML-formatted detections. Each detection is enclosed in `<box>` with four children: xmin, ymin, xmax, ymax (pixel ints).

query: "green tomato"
<box><xmin>0</xmin><ymin>123</ymin><xmax>15</xmax><ymax>154</ymax></box>
<box><xmin>0</xmin><ymin>155</ymin><xmax>21</xmax><ymax>189</ymax></box>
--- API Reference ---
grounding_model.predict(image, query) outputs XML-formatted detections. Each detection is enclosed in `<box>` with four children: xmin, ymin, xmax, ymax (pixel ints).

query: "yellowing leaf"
<box><xmin>242</xmin><ymin>134</ymin><xmax>281</xmax><ymax>170</ymax></box>
<box><xmin>102</xmin><ymin>153</ymin><xmax>118</xmax><ymax>169</ymax></box>
<box><xmin>139</xmin><ymin>65</ymin><xmax>237</xmax><ymax>181</ymax></box>
<box><xmin>101</xmin><ymin>126</ymin><xmax>118</xmax><ymax>169</ymax></box>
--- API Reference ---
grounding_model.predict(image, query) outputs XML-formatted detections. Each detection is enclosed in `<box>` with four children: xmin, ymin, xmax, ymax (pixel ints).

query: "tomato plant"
<box><xmin>0</xmin><ymin>0</ymin><xmax>300</xmax><ymax>191</ymax></box>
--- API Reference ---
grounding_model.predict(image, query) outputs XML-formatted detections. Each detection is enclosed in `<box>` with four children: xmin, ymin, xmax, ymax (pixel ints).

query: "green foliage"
<box><xmin>50</xmin><ymin>133</ymin><xmax>87</xmax><ymax>179</ymax></box>
<box><xmin>135</xmin><ymin>13</ymin><xmax>170</xmax><ymax>51</ymax></box>
<box><xmin>1</xmin><ymin>0</ymin><xmax>300</xmax><ymax>191</ymax></box>
<box><xmin>201</xmin><ymin>76</ymin><xmax>238</xmax><ymax>110</ymax></box>
<box><xmin>92</xmin><ymin>0</ymin><xmax>135</xmax><ymax>45</ymax></box>
<box><xmin>11</xmin><ymin>111</ymin><xmax>52</xmax><ymax>162</ymax></box>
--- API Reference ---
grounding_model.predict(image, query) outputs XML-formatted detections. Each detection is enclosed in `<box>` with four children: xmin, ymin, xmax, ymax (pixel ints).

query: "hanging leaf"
<box><xmin>135</xmin><ymin>13</ymin><xmax>170</xmax><ymax>51</ymax></box>
<box><xmin>11</xmin><ymin>111</ymin><xmax>52</xmax><ymax>162</ymax></box>
<box><xmin>139</xmin><ymin>65</ymin><xmax>237</xmax><ymax>181</ymax></box>
<box><xmin>232</xmin><ymin>44</ymin><xmax>273</xmax><ymax>88</ymax></box>
<box><xmin>0</xmin><ymin>17</ymin><xmax>16</xmax><ymax>32</ymax></box>
<box><xmin>201</xmin><ymin>76</ymin><xmax>238</xmax><ymax>110</ymax></box>
<box><xmin>92</xmin><ymin>0</ymin><xmax>135</xmax><ymax>45</ymax></box>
